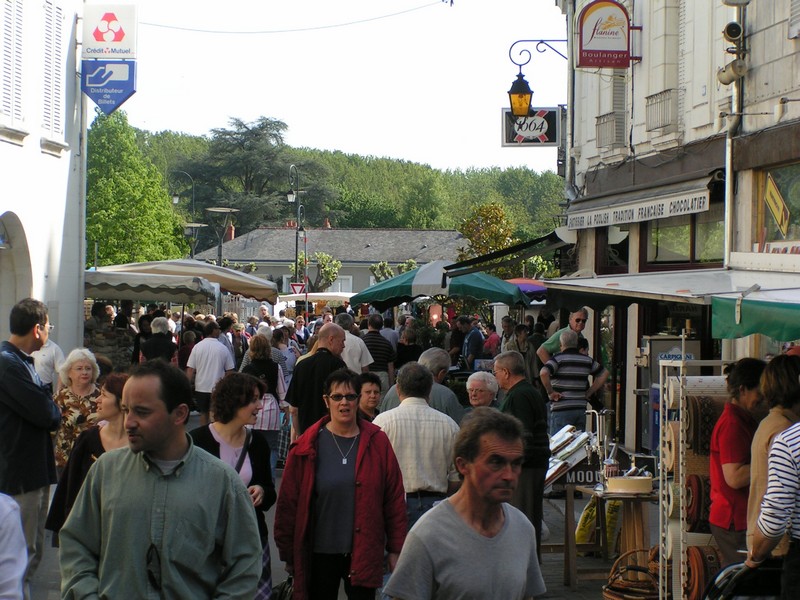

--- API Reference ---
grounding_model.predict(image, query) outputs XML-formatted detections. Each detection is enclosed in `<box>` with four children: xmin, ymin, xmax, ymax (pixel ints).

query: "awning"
<box><xmin>712</xmin><ymin>288</ymin><xmax>800</xmax><ymax>341</ymax></box>
<box><xmin>85</xmin><ymin>271</ymin><xmax>217</xmax><ymax>304</ymax></box>
<box><xmin>279</xmin><ymin>292</ymin><xmax>354</xmax><ymax>303</ymax></box>
<box><xmin>97</xmin><ymin>259</ymin><xmax>279</xmax><ymax>304</ymax></box>
<box><xmin>544</xmin><ymin>268</ymin><xmax>800</xmax><ymax>313</ymax></box>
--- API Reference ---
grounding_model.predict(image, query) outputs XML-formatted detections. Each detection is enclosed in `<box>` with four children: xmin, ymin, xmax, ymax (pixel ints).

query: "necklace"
<box><xmin>329</xmin><ymin>430</ymin><xmax>359</xmax><ymax>465</ymax></box>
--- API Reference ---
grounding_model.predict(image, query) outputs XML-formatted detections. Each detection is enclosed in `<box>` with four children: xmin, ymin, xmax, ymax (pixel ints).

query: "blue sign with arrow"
<box><xmin>81</xmin><ymin>59</ymin><xmax>136</xmax><ymax>115</ymax></box>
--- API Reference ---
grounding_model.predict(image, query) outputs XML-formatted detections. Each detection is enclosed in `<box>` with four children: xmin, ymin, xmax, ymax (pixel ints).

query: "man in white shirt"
<box><xmin>334</xmin><ymin>313</ymin><xmax>373</xmax><ymax>373</ymax></box>
<box><xmin>31</xmin><ymin>339</ymin><xmax>65</xmax><ymax>395</ymax></box>
<box><xmin>185</xmin><ymin>321</ymin><xmax>235</xmax><ymax>424</ymax></box>
<box><xmin>373</xmin><ymin>361</ymin><xmax>460</xmax><ymax>532</ymax></box>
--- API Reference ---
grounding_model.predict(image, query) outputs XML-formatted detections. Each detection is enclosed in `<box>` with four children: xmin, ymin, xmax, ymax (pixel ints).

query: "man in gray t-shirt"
<box><xmin>384</xmin><ymin>408</ymin><xmax>546</xmax><ymax>600</ymax></box>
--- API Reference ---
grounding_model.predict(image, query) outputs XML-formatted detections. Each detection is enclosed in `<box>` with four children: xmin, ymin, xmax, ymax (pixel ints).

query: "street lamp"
<box><xmin>507</xmin><ymin>39</ymin><xmax>567</xmax><ymax>117</ymax></box>
<box><xmin>171</xmin><ymin>170</ymin><xmax>196</xmax><ymax>221</ymax></box>
<box><xmin>206</xmin><ymin>207</ymin><xmax>239</xmax><ymax>267</ymax></box>
<box><xmin>172</xmin><ymin>170</ymin><xmax>207</xmax><ymax>258</ymax></box>
<box><xmin>287</xmin><ymin>165</ymin><xmax>305</xmax><ymax>284</ymax></box>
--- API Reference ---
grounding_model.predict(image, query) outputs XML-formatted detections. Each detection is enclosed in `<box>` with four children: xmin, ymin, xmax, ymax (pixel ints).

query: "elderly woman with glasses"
<box><xmin>275</xmin><ymin>368</ymin><xmax>407</xmax><ymax>600</ymax></box>
<box><xmin>465</xmin><ymin>371</ymin><xmax>500</xmax><ymax>410</ymax></box>
<box><xmin>46</xmin><ymin>372</ymin><xmax>129</xmax><ymax>543</ymax></box>
<box><xmin>53</xmin><ymin>348</ymin><xmax>101</xmax><ymax>470</ymax></box>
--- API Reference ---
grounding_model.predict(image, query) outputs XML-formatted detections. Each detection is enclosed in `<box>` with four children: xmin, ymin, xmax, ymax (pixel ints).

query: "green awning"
<box><xmin>712</xmin><ymin>291</ymin><xmax>800</xmax><ymax>341</ymax></box>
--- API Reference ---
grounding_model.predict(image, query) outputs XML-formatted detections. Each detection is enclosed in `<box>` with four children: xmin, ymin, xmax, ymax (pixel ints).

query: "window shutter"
<box><xmin>42</xmin><ymin>0</ymin><xmax>64</xmax><ymax>136</ymax></box>
<box><xmin>1</xmin><ymin>0</ymin><xmax>24</xmax><ymax>122</ymax></box>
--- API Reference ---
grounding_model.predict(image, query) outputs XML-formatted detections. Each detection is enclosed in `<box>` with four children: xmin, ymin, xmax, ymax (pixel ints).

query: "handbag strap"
<box><xmin>234</xmin><ymin>428</ymin><xmax>252</xmax><ymax>473</ymax></box>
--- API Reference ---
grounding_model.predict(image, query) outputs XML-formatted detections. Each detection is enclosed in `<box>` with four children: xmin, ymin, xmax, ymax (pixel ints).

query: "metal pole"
<box><xmin>289</xmin><ymin>165</ymin><xmax>300</xmax><ymax>283</ymax></box>
<box><xmin>172</xmin><ymin>170</ymin><xmax>195</xmax><ymax>221</ymax></box>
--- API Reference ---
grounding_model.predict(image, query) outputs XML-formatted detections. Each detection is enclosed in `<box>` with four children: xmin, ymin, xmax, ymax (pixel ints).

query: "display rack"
<box><xmin>657</xmin><ymin>339</ymin><xmax>725</xmax><ymax>600</ymax></box>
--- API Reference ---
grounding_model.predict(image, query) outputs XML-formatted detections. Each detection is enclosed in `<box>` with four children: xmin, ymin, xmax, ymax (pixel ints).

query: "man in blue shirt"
<box><xmin>0</xmin><ymin>298</ymin><xmax>61</xmax><ymax>600</ymax></box>
<box><xmin>460</xmin><ymin>317</ymin><xmax>485</xmax><ymax>371</ymax></box>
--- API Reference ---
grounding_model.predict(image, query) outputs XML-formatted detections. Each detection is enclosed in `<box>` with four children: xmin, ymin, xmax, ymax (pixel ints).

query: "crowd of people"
<box><xmin>0</xmin><ymin>298</ymin><xmax>605</xmax><ymax>599</ymax></box>
<box><xmin>3</xmin><ymin>294</ymin><xmax>800</xmax><ymax>598</ymax></box>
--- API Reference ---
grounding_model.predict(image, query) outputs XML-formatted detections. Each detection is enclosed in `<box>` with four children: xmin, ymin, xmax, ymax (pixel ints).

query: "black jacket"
<box><xmin>0</xmin><ymin>341</ymin><xmax>62</xmax><ymax>494</ymax></box>
<box><xmin>189</xmin><ymin>424</ymin><xmax>277</xmax><ymax>546</ymax></box>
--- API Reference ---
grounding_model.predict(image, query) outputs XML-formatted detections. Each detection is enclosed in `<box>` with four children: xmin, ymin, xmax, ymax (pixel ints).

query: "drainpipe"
<box><xmin>723</xmin><ymin>5</ymin><xmax>745</xmax><ymax>269</ymax></box>
<box><xmin>564</xmin><ymin>0</ymin><xmax>577</xmax><ymax>206</ymax></box>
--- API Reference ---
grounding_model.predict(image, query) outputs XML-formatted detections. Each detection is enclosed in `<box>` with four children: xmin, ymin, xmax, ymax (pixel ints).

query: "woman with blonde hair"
<box><xmin>53</xmin><ymin>348</ymin><xmax>101</xmax><ymax>470</ymax></box>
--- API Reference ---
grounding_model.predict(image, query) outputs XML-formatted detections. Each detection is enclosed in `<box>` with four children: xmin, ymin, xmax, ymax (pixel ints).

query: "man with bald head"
<box><xmin>285</xmin><ymin>323</ymin><xmax>347</xmax><ymax>435</ymax></box>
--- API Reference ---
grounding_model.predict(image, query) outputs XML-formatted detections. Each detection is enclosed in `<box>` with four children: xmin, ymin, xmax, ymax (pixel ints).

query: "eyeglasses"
<box><xmin>146</xmin><ymin>543</ymin><xmax>162</xmax><ymax>591</ymax></box>
<box><xmin>39</xmin><ymin>323</ymin><xmax>55</xmax><ymax>331</ymax></box>
<box><xmin>573</xmin><ymin>319</ymin><xmax>587</xmax><ymax>324</ymax></box>
<box><xmin>326</xmin><ymin>393</ymin><xmax>358</xmax><ymax>402</ymax></box>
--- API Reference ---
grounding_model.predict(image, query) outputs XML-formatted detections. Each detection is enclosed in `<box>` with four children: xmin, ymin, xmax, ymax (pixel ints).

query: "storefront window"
<box><xmin>759</xmin><ymin>163</ymin><xmax>800</xmax><ymax>248</ymax></box>
<box><xmin>643</xmin><ymin>201</ymin><xmax>723</xmax><ymax>268</ymax></box>
<box><xmin>596</xmin><ymin>226</ymin><xmax>630</xmax><ymax>274</ymax></box>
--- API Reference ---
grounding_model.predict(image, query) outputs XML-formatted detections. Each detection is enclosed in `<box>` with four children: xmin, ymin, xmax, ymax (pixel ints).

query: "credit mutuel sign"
<box><xmin>567</xmin><ymin>189</ymin><xmax>710</xmax><ymax>230</ymax></box>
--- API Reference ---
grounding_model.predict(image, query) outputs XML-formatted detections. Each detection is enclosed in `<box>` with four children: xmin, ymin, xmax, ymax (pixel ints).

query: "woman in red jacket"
<box><xmin>275</xmin><ymin>368</ymin><xmax>407</xmax><ymax>600</ymax></box>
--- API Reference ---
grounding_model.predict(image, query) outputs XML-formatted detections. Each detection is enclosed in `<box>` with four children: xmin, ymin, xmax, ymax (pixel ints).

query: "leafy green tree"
<box><xmin>86</xmin><ymin>109</ymin><xmax>187</xmax><ymax>266</ymax></box>
<box><xmin>369</xmin><ymin>261</ymin><xmax>395</xmax><ymax>282</ymax></box>
<box><xmin>329</xmin><ymin>186</ymin><xmax>400</xmax><ymax>228</ymax></box>
<box><xmin>290</xmin><ymin>251</ymin><xmax>342</xmax><ymax>292</ymax></box>
<box><xmin>397</xmin><ymin>259</ymin><xmax>418</xmax><ymax>274</ymax></box>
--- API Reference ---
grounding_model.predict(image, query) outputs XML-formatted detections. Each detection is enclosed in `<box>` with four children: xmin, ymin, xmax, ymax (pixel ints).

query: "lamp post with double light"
<box><xmin>171</xmin><ymin>170</ymin><xmax>207</xmax><ymax>258</ymax></box>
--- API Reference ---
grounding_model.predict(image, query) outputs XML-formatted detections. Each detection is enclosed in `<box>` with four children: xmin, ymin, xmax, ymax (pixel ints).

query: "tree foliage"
<box><xmin>369</xmin><ymin>261</ymin><xmax>395</xmax><ymax>282</ymax></box>
<box><xmin>291</xmin><ymin>251</ymin><xmax>342</xmax><ymax>292</ymax></box>
<box><xmin>86</xmin><ymin>110</ymin><xmax>187</xmax><ymax>266</ymax></box>
<box><xmin>457</xmin><ymin>202</ymin><xmax>556</xmax><ymax>279</ymax></box>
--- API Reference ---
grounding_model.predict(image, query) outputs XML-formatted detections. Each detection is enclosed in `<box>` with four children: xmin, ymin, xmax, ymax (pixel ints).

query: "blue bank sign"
<box><xmin>81</xmin><ymin>60</ymin><xmax>136</xmax><ymax>115</ymax></box>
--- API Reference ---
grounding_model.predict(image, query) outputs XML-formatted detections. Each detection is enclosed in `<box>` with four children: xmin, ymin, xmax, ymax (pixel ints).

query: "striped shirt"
<box><xmin>542</xmin><ymin>348</ymin><xmax>604</xmax><ymax>412</ymax></box>
<box><xmin>757</xmin><ymin>421</ymin><xmax>800</xmax><ymax>540</ymax></box>
<box><xmin>363</xmin><ymin>331</ymin><xmax>396</xmax><ymax>373</ymax></box>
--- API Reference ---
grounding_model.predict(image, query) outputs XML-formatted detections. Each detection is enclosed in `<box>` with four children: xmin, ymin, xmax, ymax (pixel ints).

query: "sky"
<box><xmin>114</xmin><ymin>0</ymin><xmax>568</xmax><ymax>172</ymax></box>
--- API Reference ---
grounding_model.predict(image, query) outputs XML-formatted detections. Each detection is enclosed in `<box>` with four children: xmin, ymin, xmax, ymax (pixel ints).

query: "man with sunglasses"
<box><xmin>0</xmin><ymin>298</ymin><xmax>61</xmax><ymax>600</ymax></box>
<box><xmin>60</xmin><ymin>361</ymin><xmax>262</xmax><ymax>598</ymax></box>
<box><xmin>536</xmin><ymin>307</ymin><xmax>589</xmax><ymax>366</ymax></box>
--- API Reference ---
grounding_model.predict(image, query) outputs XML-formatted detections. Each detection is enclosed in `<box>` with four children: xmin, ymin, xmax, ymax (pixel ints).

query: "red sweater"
<box><xmin>274</xmin><ymin>416</ymin><xmax>407</xmax><ymax>599</ymax></box>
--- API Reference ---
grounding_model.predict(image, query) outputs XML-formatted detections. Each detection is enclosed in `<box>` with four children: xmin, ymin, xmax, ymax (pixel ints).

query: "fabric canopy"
<box><xmin>84</xmin><ymin>271</ymin><xmax>217</xmax><ymax>304</ymax></box>
<box><xmin>712</xmin><ymin>288</ymin><xmax>800</xmax><ymax>341</ymax></box>
<box><xmin>279</xmin><ymin>292</ymin><xmax>353</xmax><ymax>303</ymax></box>
<box><xmin>97</xmin><ymin>259</ymin><xmax>278</xmax><ymax>304</ymax></box>
<box><xmin>506</xmin><ymin>278</ymin><xmax>547</xmax><ymax>301</ymax></box>
<box><xmin>349</xmin><ymin>260</ymin><xmax>530</xmax><ymax>310</ymax></box>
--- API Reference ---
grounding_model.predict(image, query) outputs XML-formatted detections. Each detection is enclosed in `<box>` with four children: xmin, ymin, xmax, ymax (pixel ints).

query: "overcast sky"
<box><xmin>113</xmin><ymin>0</ymin><xmax>568</xmax><ymax>172</ymax></box>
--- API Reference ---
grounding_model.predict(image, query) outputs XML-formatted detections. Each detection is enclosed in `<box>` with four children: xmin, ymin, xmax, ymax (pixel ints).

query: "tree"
<box><xmin>290</xmin><ymin>251</ymin><xmax>342</xmax><ymax>292</ymax></box>
<box><xmin>369</xmin><ymin>261</ymin><xmax>395</xmax><ymax>282</ymax></box>
<box><xmin>397</xmin><ymin>259</ymin><xmax>418</xmax><ymax>274</ymax></box>
<box><xmin>86</xmin><ymin>109</ymin><xmax>188</xmax><ymax>266</ymax></box>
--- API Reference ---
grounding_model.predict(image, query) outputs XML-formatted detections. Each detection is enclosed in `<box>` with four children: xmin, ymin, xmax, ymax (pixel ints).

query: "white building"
<box><xmin>1</xmin><ymin>0</ymin><xmax>84</xmax><ymax>351</ymax></box>
<box><xmin>542</xmin><ymin>0</ymin><xmax>800</xmax><ymax>451</ymax></box>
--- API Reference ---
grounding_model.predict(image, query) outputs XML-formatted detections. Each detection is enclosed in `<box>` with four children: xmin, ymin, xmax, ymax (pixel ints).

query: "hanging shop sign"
<box><xmin>577</xmin><ymin>0</ymin><xmax>631</xmax><ymax>68</ymax></box>
<box><xmin>501</xmin><ymin>108</ymin><xmax>560</xmax><ymax>147</ymax></box>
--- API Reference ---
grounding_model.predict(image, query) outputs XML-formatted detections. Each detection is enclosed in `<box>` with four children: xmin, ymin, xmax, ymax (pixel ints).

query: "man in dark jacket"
<box><xmin>0</xmin><ymin>298</ymin><xmax>62</xmax><ymax>599</ymax></box>
<box><xmin>494</xmin><ymin>350</ymin><xmax>550</xmax><ymax>562</ymax></box>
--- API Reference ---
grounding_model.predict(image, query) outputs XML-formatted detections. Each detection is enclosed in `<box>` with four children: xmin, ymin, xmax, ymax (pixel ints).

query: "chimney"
<box><xmin>324</xmin><ymin>218</ymin><xmax>331</xmax><ymax>229</ymax></box>
<box><xmin>224</xmin><ymin>223</ymin><xmax>235</xmax><ymax>242</ymax></box>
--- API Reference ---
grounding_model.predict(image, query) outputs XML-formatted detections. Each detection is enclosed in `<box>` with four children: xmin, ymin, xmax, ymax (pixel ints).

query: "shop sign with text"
<box><xmin>501</xmin><ymin>108</ymin><xmax>560</xmax><ymax>147</ymax></box>
<box><xmin>577</xmin><ymin>0</ymin><xmax>631</xmax><ymax>68</ymax></box>
<box><xmin>567</xmin><ymin>189</ymin><xmax>709</xmax><ymax>230</ymax></box>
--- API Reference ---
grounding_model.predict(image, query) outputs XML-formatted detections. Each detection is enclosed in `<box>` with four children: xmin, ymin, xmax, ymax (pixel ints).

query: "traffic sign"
<box><xmin>81</xmin><ymin>60</ymin><xmax>136</xmax><ymax>115</ymax></box>
<box><xmin>290</xmin><ymin>283</ymin><xmax>306</xmax><ymax>295</ymax></box>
